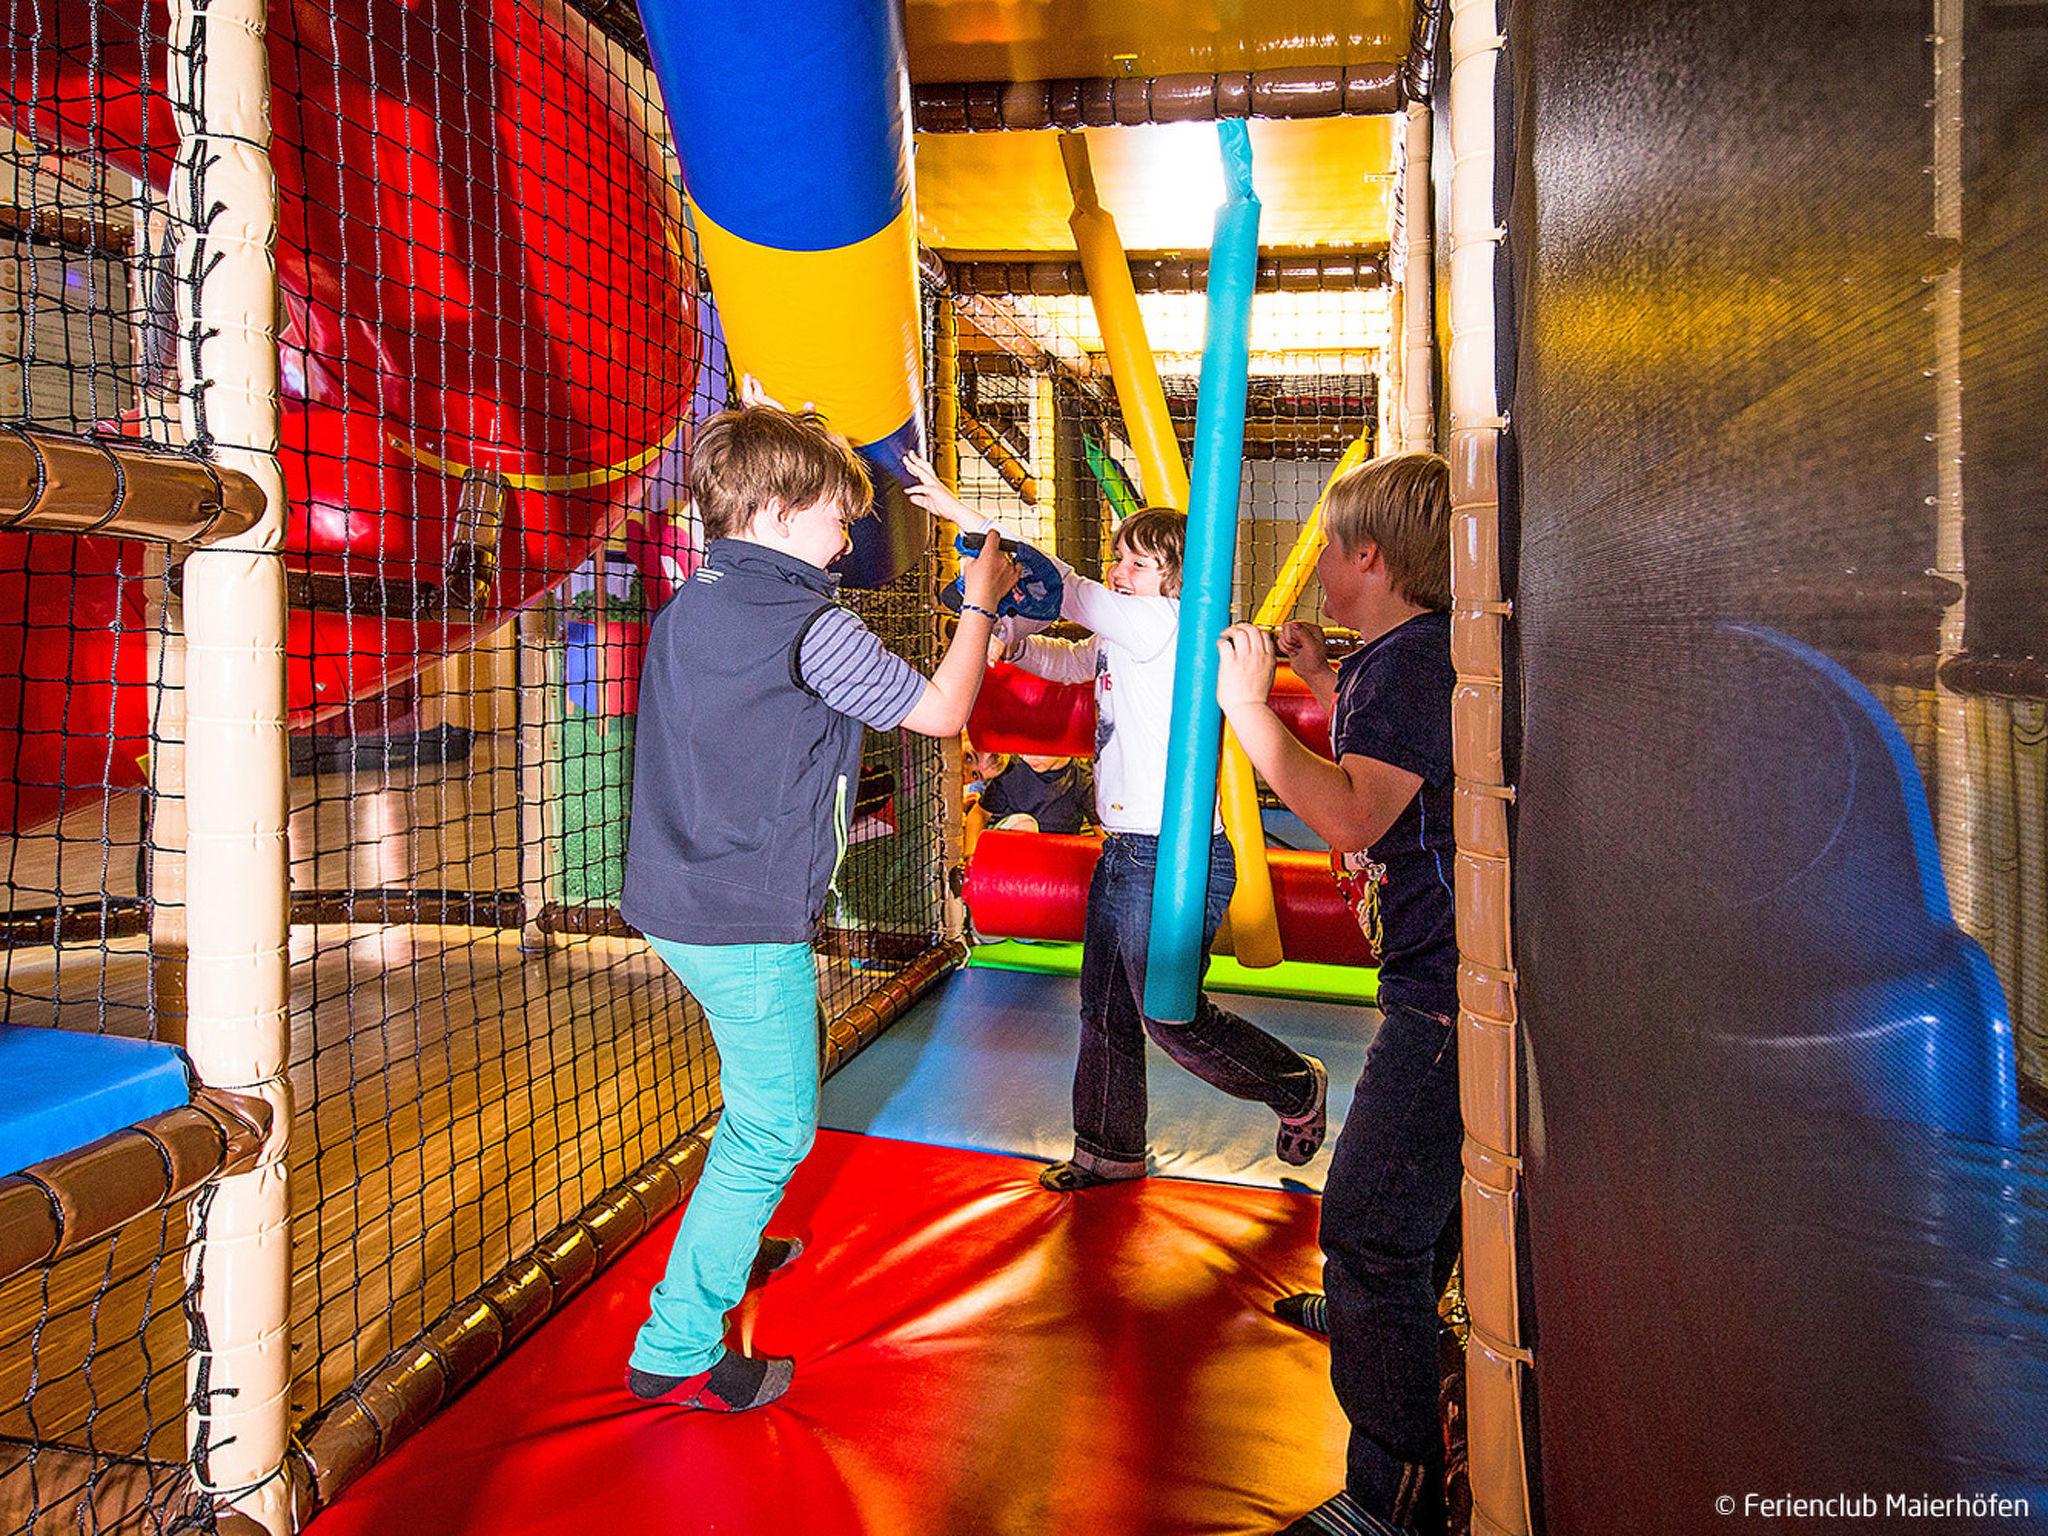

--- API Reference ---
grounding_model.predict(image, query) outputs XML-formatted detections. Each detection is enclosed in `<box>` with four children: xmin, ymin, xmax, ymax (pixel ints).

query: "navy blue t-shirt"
<box><xmin>979</xmin><ymin>759</ymin><xmax>1095</xmax><ymax>834</ymax></box>
<box><xmin>1329</xmin><ymin>610</ymin><xmax>1457</xmax><ymax>1017</ymax></box>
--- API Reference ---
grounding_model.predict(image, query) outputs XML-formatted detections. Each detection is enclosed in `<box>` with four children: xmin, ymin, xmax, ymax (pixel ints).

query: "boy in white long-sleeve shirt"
<box><xmin>905</xmin><ymin>455</ymin><xmax>1328</xmax><ymax>1189</ymax></box>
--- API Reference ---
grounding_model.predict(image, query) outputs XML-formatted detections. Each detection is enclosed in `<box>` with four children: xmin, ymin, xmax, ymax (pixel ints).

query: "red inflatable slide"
<box><xmin>0</xmin><ymin>0</ymin><xmax>695</xmax><ymax>830</ymax></box>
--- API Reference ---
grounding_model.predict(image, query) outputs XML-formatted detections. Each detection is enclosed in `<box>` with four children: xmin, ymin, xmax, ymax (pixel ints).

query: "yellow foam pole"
<box><xmin>1059</xmin><ymin>130</ymin><xmax>1282</xmax><ymax>967</ymax></box>
<box><xmin>1254</xmin><ymin>434</ymin><xmax>1373</xmax><ymax>626</ymax></box>
<box><xmin>1060</xmin><ymin>133</ymin><xmax>1190</xmax><ymax>512</ymax></box>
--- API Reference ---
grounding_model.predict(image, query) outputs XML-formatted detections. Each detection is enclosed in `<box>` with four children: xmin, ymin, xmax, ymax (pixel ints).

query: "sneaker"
<box><xmin>626</xmin><ymin>1350</ymin><xmax>794</xmax><ymax>1412</ymax></box>
<box><xmin>1037</xmin><ymin>1158</ymin><xmax>1145</xmax><ymax>1192</ymax></box>
<box><xmin>1274</xmin><ymin>1291</ymin><xmax>1329</xmax><ymax>1336</ymax></box>
<box><xmin>1276</xmin><ymin>1055</ymin><xmax>1329</xmax><ymax>1166</ymax></box>
<box><xmin>1276</xmin><ymin>1491</ymin><xmax>1418</xmax><ymax>1536</ymax></box>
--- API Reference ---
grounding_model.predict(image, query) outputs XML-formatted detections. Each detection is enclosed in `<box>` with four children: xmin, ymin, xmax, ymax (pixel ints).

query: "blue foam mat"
<box><xmin>821</xmin><ymin>966</ymin><xmax>1375</xmax><ymax>1189</ymax></box>
<box><xmin>0</xmin><ymin>1025</ymin><xmax>192</xmax><ymax>1179</ymax></box>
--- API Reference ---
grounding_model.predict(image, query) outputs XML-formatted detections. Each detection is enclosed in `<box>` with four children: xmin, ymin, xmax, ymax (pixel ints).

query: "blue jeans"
<box><xmin>1322</xmin><ymin>1003</ymin><xmax>1465</xmax><ymax>1534</ymax></box>
<box><xmin>1070</xmin><ymin>832</ymin><xmax>1318</xmax><ymax>1174</ymax></box>
<box><xmin>631</xmin><ymin>938</ymin><xmax>820</xmax><ymax>1377</ymax></box>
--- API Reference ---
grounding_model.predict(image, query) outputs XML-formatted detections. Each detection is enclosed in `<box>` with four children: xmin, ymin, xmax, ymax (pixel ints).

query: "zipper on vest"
<box><xmin>828</xmin><ymin>773</ymin><xmax>851</xmax><ymax>899</ymax></box>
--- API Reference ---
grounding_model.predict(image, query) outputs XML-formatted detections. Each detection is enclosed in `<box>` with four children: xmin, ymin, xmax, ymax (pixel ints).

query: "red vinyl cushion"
<box><xmin>968</xmin><ymin>662</ymin><xmax>1332</xmax><ymax>758</ymax></box>
<box><xmin>963</xmin><ymin>830</ymin><xmax>1374</xmax><ymax>967</ymax></box>
<box><xmin>305</xmin><ymin>1131</ymin><xmax>1347</xmax><ymax>1536</ymax></box>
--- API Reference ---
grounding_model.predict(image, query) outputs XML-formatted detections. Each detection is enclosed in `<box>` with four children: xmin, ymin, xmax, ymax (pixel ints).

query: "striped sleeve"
<box><xmin>797</xmin><ymin>604</ymin><xmax>928</xmax><ymax>731</ymax></box>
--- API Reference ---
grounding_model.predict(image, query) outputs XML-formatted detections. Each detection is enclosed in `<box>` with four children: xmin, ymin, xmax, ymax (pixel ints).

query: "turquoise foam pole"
<box><xmin>1143</xmin><ymin>122</ymin><xmax>1261</xmax><ymax>1023</ymax></box>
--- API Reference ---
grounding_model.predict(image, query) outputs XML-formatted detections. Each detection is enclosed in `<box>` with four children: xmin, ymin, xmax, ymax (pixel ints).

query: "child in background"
<box><xmin>1216</xmin><ymin>452</ymin><xmax>1461</xmax><ymax>1536</ymax></box>
<box><xmin>620</xmin><ymin>400</ymin><xmax>1017</xmax><ymax>1412</ymax></box>
<box><xmin>974</xmin><ymin>752</ymin><xmax>1096</xmax><ymax>836</ymax></box>
<box><xmin>903</xmin><ymin>452</ymin><xmax>1328</xmax><ymax>1191</ymax></box>
<box><xmin>963</xmin><ymin>742</ymin><xmax>1009</xmax><ymax>800</ymax></box>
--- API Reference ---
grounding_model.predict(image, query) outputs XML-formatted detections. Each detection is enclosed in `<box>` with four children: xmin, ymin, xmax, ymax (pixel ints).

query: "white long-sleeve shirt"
<box><xmin>1010</xmin><ymin>552</ymin><xmax>1218</xmax><ymax>837</ymax></box>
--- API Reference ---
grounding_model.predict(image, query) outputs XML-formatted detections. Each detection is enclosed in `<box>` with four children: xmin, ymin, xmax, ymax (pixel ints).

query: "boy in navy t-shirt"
<box><xmin>1218</xmin><ymin>453</ymin><xmax>1460</xmax><ymax>1536</ymax></box>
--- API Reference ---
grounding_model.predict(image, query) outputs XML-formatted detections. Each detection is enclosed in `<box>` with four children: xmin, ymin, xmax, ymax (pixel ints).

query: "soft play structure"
<box><xmin>2</xmin><ymin>1</ymin><xmax>2045</xmax><ymax>1534</ymax></box>
<box><xmin>0</xmin><ymin>0</ymin><xmax>696</xmax><ymax>833</ymax></box>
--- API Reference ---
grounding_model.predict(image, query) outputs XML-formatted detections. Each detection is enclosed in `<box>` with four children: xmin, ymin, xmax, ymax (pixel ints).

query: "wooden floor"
<box><xmin>2</xmin><ymin>926</ymin><xmax>718</xmax><ymax>1454</ymax></box>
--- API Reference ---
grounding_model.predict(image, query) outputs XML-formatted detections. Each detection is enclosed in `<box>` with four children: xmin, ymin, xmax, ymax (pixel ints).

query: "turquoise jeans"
<box><xmin>631</xmin><ymin>937</ymin><xmax>821</xmax><ymax>1377</ymax></box>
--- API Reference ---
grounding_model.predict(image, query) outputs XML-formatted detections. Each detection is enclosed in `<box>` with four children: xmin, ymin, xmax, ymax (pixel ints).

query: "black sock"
<box><xmin>1274</xmin><ymin>1292</ymin><xmax>1329</xmax><ymax>1335</ymax></box>
<box><xmin>627</xmin><ymin>1365</ymin><xmax>697</xmax><ymax>1400</ymax></box>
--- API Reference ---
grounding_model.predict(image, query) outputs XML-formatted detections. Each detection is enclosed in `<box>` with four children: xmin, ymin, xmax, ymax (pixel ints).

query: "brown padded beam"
<box><xmin>1938</xmin><ymin>653</ymin><xmax>2048</xmax><ymax>702</ymax></box>
<box><xmin>948</xmin><ymin>252</ymin><xmax>1386</xmax><ymax>296</ymax></box>
<box><xmin>0</xmin><ymin>1088</ymin><xmax>271</xmax><ymax>1285</ymax></box>
<box><xmin>913</xmin><ymin>64</ymin><xmax>1401</xmax><ymax>132</ymax></box>
<box><xmin>293</xmin><ymin>940</ymin><xmax>967</xmax><ymax>1512</ymax></box>
<box><xmin>959</xmin><ymin>409</ymin><xmax>1042</xmax><ymax>504</ymax></box>
<box><xmin>0</xmin><ymin>425</ymin><xmax>264</xmax><ymax>544</ymax></box>
<box><xmin>0</xmin><ymin>200</ymin><xmax>135</xmax><ymax>255</ymax></box>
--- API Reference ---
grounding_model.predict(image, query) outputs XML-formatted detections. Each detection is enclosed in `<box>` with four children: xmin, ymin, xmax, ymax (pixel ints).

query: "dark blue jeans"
<box><xmin>1070</xmin><ymin>832</ymin><xmax>1318</xmax><ymax>1173</ymax></box>
<box><xmin>1322</xmin><ymin>1001</ymin><xmax>1465</xmax><ymax>1534</ymax></box>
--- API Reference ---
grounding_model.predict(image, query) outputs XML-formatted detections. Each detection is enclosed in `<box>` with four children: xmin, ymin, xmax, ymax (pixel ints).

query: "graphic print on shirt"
<box><xmin>1329</xmin><ymin>688</ymin><xmax>1388</xmax><ymax>953</ymax></box>
<box><xmin>1093</xmin><ymin>646</ymin><xmax>1114</xmax><ymax>760</ymax></box>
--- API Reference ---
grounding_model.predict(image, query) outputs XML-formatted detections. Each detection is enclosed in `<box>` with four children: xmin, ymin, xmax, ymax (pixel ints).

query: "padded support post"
<box><xmin>934</xmin><ymin>300</ymin><xmax>969</xmax><ymax>942</ymax></box>
<box><xmin>1446</xmin><ymin>2</ymin><xmax>1534</xmax><ymax>1531</ymax></box>
<box><xmin>1059</xmin><ymin>131</ymin><xmax>1188</xmax><ymax>512</ymax></box>
<box><xmin>1144</xmin><ymin>122</ymin><xmax>1261</xmax><ymax>1021</ymax></box>
<box><xmin>1400</xmin><ymin>100</ymin><xmax>1437</xmax><ymax>451</ymax></box>
<box><xmin>1930</xmin><ymin>0</ymin><xmax>1986</xmax><ymax>949</ymax></box>
<box><xmin>169</xmin><ymin>0</ymin><xmax>294</xmax><ymax>1520</ymax></box>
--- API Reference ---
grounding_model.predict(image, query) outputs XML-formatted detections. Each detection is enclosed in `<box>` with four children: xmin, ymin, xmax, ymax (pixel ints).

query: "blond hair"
<box><xmin>691</xmin><ymin>404</ymin><xmax>873</xmax><ymax>542</ymax></box>
<box><xmin>1114</xmin><ymin>507</ymin><xmax>1186</xmax><ymax>597</ymax></box>
<box><xmin>1322</xmin><ymin>452</ymin><xmax>1452</xmax><ymax>610</ymax></box>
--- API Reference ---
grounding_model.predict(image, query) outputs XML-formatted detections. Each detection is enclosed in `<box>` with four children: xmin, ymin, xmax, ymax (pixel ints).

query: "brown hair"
<box><xmin>1113</xmin><ymin>507</ymin><xmax>1187</xmax><ymax>597</ymax></box>
<box><xmin>690</xmin><ymin>404</ymin><xmax>873</xmax><ymax>542</ymax></box>
<box><xmin>1322</xmin><ymin>452</ymin><xmax>1452</xmax><ymax>610</ymax></box>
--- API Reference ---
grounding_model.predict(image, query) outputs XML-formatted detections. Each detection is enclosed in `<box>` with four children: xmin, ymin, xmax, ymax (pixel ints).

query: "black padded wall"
<box><xmin>1501</xmin><ymin>2</ymin><xmax>2048</xmax><ymax>1530</ymax></box>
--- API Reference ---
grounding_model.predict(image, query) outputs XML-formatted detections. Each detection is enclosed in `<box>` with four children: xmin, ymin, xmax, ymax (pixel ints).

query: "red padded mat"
<box><xmin>308</xmin><ymin>1131</ymin><xmax>1345</xmax><ymax>1536</ymax></box>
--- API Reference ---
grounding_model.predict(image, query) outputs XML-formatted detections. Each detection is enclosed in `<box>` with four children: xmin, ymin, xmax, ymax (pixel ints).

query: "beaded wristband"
<box><xmin>960</xmin><ymin>602</ymin><xmax>998</xmax><ymax>622</ymax></box>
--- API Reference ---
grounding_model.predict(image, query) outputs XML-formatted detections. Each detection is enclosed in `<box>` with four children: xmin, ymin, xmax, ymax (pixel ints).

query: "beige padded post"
<box><xmin>933</xmin><ymin>295</ymin><xmax>968</xmax><ymax>941</ymax></box>
<box><xmin>1400</xmin><ymin>101</ymin><xmax>1437</xmax><ymax>453</ymax></box>
<box><xmin>518</xmin><ymin>598</ymin><xmax>563</xmax><ymax>953</ymax></box>
<box><xmin>1930</xmin><ymin>0</ymin><xmax>1984</xmax><ymax>948</ymax></box>
<box><xmin>1446</xmin><ymin>3</ymin><xmax>1534</xmax><ymax>1533</ymax></box>
<box><xmin>168</xmin><ymin>0</ymin><xmax>294</xmax><ymax>1523</ymax></box>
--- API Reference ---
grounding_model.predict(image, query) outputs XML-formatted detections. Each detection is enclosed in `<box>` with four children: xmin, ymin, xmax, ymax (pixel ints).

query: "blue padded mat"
<box><xmin>0</xmin><ymin>1025</ymin><xmax>191</xmax><ymax>1179</ymax></box>
<box><xmin>821</xmin><ymin>966</ymin><xmax>1376</xmax><ymax>1189</ymax></box>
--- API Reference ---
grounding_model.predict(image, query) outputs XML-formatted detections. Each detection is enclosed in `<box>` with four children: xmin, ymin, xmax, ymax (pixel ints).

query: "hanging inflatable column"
<box><xmin>1062</xmin><ymin>129</ymin><xmax>1283</xmax><ymax>969</ymax></box>
<box><xmin>1145</xmin><ymin>123</ymin><xmax>1263</xmax><ymax>1022</ymax></box>
<box><xmin>636</xmin><ymin>0</ymin><xmax>929</xmax><ymax>589</ymax></box>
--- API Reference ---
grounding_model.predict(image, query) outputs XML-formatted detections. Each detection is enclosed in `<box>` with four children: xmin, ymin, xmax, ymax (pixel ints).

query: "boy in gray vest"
<box><xmin>619</xmin><ymin>400</ymin><xmax>1017</xmax><ymax>1412</ymax></box>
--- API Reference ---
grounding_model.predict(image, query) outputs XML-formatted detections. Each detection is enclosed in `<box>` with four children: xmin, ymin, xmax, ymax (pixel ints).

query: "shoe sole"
<box><xmin>1276</xmin><ymin>1055</ymin><xmax>1329</xmax><ymax>1167</ymax></box>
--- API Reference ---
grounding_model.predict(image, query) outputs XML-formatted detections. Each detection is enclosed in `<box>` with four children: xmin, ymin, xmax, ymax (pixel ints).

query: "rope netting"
<box><xmin>943</xmin><ymin>275</ymin><xmax>1386</xmax><ymax>731</ymax></box>
<box><xmin>1</xmin><ymin>1</ymin><xmax>945</xmax><ymax>1528</ymax></box>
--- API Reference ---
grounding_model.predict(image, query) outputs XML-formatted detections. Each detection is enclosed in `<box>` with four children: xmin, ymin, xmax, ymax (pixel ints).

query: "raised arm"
<box><xmin>899</xmin><ymin>533</ymin><xmax>1020</xmax><ymax>736</ymax></box>
<box><xmin>1216</xmin><ymin>624</ymin><xmax>1421</xmax><ymax>850</ymax></box>
<box><xmin>1277</xmin><ymin>620</ymin><xmax>1340</xmax><ymax>716</ymax></box>
<box><xmin>1004</xmin><ymin>627</ymin><xmax>1099</xmax><ymax>686</ymax></box>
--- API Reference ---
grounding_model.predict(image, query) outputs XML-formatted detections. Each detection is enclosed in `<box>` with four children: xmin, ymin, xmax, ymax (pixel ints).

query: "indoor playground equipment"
<box><xmin>635</xmin><ymin>0</ymin><xmax>930</xmax><ymax>589</ymax></box>
<box><xmin>3</xmin><ymin>0</ymin><xmax>2046</xmax><ymax>1534</ymax></box>
<box><xmin>0</xmin><ymin>0</ymin><xmax>695</xmax><ymax>834</ymax></box>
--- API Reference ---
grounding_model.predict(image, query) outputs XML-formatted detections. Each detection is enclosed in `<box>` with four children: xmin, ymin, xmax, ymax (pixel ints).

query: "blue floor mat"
<box><xmin>821</xmin><ymin>966</ymin><xmax>1376</xmax><ymax>1190</ymax></box>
